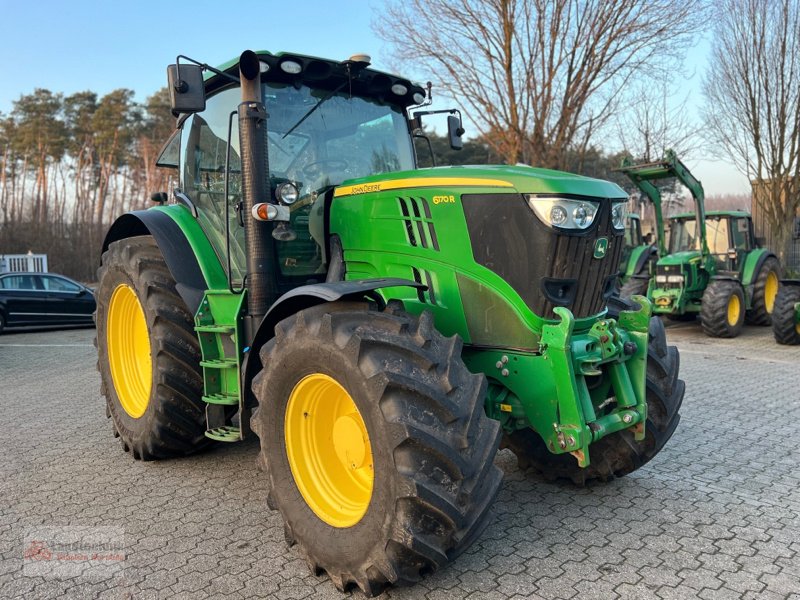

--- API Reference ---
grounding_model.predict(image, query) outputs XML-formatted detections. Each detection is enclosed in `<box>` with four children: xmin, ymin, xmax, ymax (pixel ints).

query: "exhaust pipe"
<box><xmin>238</xmin><ymin>50</ymin><xmax>278</xmax><ymax>341</ymax></box>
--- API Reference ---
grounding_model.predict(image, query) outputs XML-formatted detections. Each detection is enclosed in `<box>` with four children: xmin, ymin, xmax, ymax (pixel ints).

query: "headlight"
<box><xmin>611</xmin><ymin>202</ymin><xmax>627</xmax><ymax>230</ymax></box>
<box><xmin>655</xmin><ymin>275</ymin><xmax>668</xmax><ymax>283</ymax></box>
<box><xmin>667</xmin><ymin>275</ymin><xmax>684</xmax><ymax>283</ymax></box>
<box><xmin>526</xmin><ymin>196</ymin><xmax>599</xmax><ymax>230</ymax></box>
<box><xmin>276</xmin><ymin>182</ymin><xmax>299</xmax><ymax>205</ymax></box>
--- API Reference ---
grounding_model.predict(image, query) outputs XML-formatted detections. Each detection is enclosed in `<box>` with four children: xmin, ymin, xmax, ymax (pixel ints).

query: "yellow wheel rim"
<box><xmin>285</xmin><ymin>373</ymin><xmax>373</xmax><ymax>528</ymax></box>
<box><xmin>107</xmin><ymin>284</ymin><xmax>152</xmax><ymax>419</ymax></box>
<box><xmin>727</xmin><ymin>293</ymin><xmax>741</xmax><ymax>326</ymax></box>
<box><xmin>765</xmin><ymin>271</ymin><xmax>779</xmax><ymax>313</ymax></box>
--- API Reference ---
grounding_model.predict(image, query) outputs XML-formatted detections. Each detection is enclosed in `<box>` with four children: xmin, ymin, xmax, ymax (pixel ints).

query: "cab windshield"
<box><xmin>669</xmin><ymin>219</ymin><xmax>700</xmax><ymax>253</ymax></box>
<box><xmin>669</xmin><ymin>217</ymin><xmax>730</xmax><ymax>255</ymax></box>
<box><xmin>263</xmin><ymin>82</ymin><xmax>415</xmax><ymax>195</ymax></box>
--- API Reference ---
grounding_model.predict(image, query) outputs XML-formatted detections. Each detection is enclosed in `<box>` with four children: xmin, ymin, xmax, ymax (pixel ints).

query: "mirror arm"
<box><xmin>175</xmin><ymin>54</ymin><xmax>240</xmax><ymax>89</ymax></box>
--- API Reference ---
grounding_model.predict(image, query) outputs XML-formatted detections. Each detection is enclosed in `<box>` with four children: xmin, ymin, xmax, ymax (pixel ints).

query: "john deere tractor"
<box><xmin>616</xmin><ymin>150</ymin><xmax>780</xmax><ymax>338</ymax></box>
<box><xmin>773</xmin><ymin>280</ymin><xmax>800</xmax><ymax>344</ymax></box>
<box><xmin>95</xmin><ymin>51</ymin><xmax>684</xmax><ymax>595</ymax></box>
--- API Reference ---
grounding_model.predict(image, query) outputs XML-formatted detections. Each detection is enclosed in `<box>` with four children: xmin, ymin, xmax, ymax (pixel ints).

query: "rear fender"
<box><xmin>101</xmin><ymin>206</ymin><xmax>227</xmax><ymax>313</ymax></box>
<box><xmin>741</xmin><ymin>249</ymin><xmax>777</xmax><ymax>305</ymax></box>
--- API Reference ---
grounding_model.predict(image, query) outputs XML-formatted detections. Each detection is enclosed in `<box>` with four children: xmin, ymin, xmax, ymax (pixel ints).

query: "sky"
<box><xmin>0</xmin><ymin>0</ymin><xmax>749</xmax><ymax>195</ymax></box>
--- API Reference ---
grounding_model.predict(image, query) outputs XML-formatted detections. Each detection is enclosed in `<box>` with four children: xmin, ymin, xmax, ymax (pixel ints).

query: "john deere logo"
<box><xmin>593</xmin><ymin>237</ymin><xmax>608</xmax><ymax>259</ymax></box>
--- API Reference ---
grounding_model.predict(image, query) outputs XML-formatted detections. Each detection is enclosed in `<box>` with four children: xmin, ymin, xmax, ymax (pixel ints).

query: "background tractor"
<box><xmin>94</xmin><ymin>50</ymin><xmax>684</xmax><ymax>596</ymax></box>
<box><xmin>616</xmin><ymin>150</ymin><xmax>781</xmax><ymax>338</ymax></box>
<box><xmin>772</xmin><ymin>280</ymin><xmax>800</xmax><ymax>344</ymax></box>
<box><xmin>618</xmin><ymin>212</ymin><xmax>658</xmax><ymax>291</ymax></box>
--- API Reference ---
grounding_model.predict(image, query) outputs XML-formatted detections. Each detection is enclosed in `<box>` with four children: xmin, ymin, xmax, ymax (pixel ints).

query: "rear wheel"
<box><xmin>502</xmin><ymin>307</ymin><xmax>684</xmax><ymax>485</ymax></box>
<box><xmin>619</xmin><ymin>276</ymin><xmax>649</xmax><ymax>299</ymax></box>
<box><xmin>746</xmin><ymin>257</ymin><xmax>781</xmax><ymax>325</ymax></box>
<box><xmin>700</xmin><ymin>279</ymin><xmax>745</xmax><ymax>338</ymax></box>
<box><xmin>251</xmin><ymin>302</ymin><xmax>502</xmax><ymax>596</ymax></box>
<box><xmin>772</xmin><ymin>282</ymin><xmax>800</xmax><ymax>345</ymax></box>
<box><xmin>95</xmin><ymin>235</ymin><xmax>211</xmax><ymax>460</ymax></box>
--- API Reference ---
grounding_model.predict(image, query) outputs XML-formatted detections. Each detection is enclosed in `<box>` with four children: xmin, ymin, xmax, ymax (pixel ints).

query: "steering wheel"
<box><xmin>302</xmin><ymin>159</ymin><xmax>349</xmax><ymax>177</ymax></box>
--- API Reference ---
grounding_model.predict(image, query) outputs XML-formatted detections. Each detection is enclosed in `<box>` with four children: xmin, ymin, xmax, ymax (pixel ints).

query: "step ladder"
<box><xmin>194</xmin><ymin>290</ymin><xmax>248</xmax><ymax>442</ymax></box>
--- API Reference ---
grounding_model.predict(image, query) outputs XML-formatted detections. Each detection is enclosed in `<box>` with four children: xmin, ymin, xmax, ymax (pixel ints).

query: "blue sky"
<box><xmin>0</xmin><ymin>0</ymin><xmax>748</xmax><ymax>195</ymax></box>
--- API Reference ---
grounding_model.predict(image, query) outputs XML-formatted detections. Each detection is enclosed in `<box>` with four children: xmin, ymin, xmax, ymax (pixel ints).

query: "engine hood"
<box><xmin>335</xmin><ymin>164</ymin><xmax>628</xmax><ymax>200</ymax></box>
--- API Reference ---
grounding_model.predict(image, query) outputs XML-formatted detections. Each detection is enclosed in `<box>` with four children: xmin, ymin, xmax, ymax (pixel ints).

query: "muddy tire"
<box><xmin>95</xmin><ymin>235</ymin><xmax>211</xmax><ymax>460</ymax></box>
<box><xmin>251</xmin><ymin>302</ymin><xmax>502</xmax><ymax>596</ymax></box>
<box><xmin>746</xmin><ymin>257</ymin><xmax>781</xmax><ymax>325</ymax></box>
<box><xmin>502</xmin><ymin>300</ymin><xmax>684</xmax><ymax>485</ymax></box>
<box><xmin>700</xmin><ymin>279</ymin><xmax>745</xmax><ymax>338</ymax></box>
<box><xmin>619</xmin><ymin>276</ymin><xmax>650</xmax><ymax>299</ymax></box>
<box><xmin>772</xmin><ymin>282</ymin><xmax>800</xmax><ymax>345</ymax></box>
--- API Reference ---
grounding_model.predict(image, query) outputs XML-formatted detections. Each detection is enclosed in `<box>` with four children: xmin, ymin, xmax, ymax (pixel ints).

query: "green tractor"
<box><xmin>772</xmin><ymin>280</ymin><xmax>800</xmax><ymax>344</ymax></box>
<box><xmin>616</xmin><ymin>150</ymin><xmax>780</xmax><ymax>337</ymax></box>
<box><xmin>95</xmin><ymin>50</ymin><xmax>684</xmax><ymax>595</ymax></box>
<box><xmin>618</xmin><ymin>212</ymin><xmax>658</xmax><ymax>293</ymax></box>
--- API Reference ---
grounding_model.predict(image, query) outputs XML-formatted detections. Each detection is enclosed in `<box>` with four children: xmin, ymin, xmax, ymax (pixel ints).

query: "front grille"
<box><xmin>462</xmin><ymin>194</ymin><xmax>624</xmax><ymax>319</ymax></box>
<box><xmin>656</xmin><ymin>264</ymin><xmax>687</xmax><ymax>289</ymax></box>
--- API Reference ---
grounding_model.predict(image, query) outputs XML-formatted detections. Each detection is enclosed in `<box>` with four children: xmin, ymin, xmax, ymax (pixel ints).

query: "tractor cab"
<box><xmin>668</xmin><ymin>210</ymin><xmax>755</xmax><ymax>274</ymax></box>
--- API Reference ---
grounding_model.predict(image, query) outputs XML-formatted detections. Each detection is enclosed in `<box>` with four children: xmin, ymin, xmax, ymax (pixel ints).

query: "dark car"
<box><xmin>0</xmin><ymin>272</ymin><xmax>96</xmax><ymax>333</ymax></box>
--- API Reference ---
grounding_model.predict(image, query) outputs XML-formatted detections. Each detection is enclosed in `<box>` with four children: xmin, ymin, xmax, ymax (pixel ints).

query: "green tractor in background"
<box><xmin>618</xmin><ymin>212</ymin><xmax>658</xmax><ymax>291</ymax></box>
<box><xmin>616</xmin><ymin>150</ymin><xmax>781</xmax><ymax>338</ymax></box>
<box><xmin>94</xmin><ymin>50</ymin><xmax>684</xmax><ymax>596</ymax></box>
<box><xmin>773</xmin><ymin>280</ymin><xmax>800</xmax><ymax>344</ymax></box>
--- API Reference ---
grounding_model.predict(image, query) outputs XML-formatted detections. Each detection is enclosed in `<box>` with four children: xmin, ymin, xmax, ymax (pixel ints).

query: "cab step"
<box><xmin>202</xmin><ymin>393</ymin><xmax>239</xmax><ymax>406</ymax></box>
<box><xmin>205</xmin><ymin>426</ymin><xmax>241</xmax><ymax>442</ymax></box>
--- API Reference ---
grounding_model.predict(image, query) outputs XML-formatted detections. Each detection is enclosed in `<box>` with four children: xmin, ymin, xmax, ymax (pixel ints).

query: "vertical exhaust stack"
<box><xmin>238</xmin><ymin>50</ymin><xmax>278</xmax><ymax>341</ymax></box>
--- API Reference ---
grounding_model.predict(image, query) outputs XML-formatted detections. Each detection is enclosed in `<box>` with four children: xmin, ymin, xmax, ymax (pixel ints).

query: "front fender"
<box><xmin>241</xmin><ymin>278</ymin><xmax>426</xmax><ymax>407</ymax></box>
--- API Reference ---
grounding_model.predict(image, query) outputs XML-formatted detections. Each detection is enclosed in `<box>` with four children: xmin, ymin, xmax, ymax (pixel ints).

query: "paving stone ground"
<box><xmin>1</xmin><ymin>320</ymin><xmax>798</xmax><ymax>599</ymax></box>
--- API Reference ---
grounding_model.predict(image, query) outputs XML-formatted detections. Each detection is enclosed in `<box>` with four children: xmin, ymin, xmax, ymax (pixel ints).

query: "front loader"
<box><xmin>95</xmin><ymin>50</ymin><xmax>685</xmax><ymax>596</ymax></box>
<box><xmin>616</xmin><ymin>150</ymin><xmax>781</xmax><ymax>338</ymax></box>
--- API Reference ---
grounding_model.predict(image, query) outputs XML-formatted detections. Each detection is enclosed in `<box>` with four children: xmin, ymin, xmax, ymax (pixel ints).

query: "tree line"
<box><xmin>0</xmin><ymin>88</ymin><xmax>174</xmax><ymax>280</ymax></box>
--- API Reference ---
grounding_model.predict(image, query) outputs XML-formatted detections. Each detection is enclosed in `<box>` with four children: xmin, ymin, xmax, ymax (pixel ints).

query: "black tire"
<box><xmin>772</xmin><ymin>282</ymin><xmax>800</xmax><ymax>345</ymax></box>
<box><xmin>251</xmin><ymin>302</ymin><xmax>502</xmax><ymax>596</ymax></box>
<box><xmin>700</xmin><ymin>279</ymin><xmax>745</xmax><ymax>338</ymax></box>
<box><xmin>619</xmin><ymin>276</ymin><xmax>650</xmax><ymax>298</ymax></box>
<box><xmin>0</xmin><ymin>312</ymin><xmax>5</xmax><ymax>334</ymax></box>
<box><xmin>95</xmin><ymin>235</ymin><xmax>212</xmax><ymax>460</ymax></box>
<box><xmin>502</xmin><ymin>303</ymin><xmax>684</xmax><ymax>485</ymax></box>
<box><xmin>666</xmin><ymin>313</ymin><xmax>697</xmax><ymax>322</ymax></box>
<box><xmin>746</xmin><ymin>256</ymin><xmax>781</xmax><ymax>325</ymax></box>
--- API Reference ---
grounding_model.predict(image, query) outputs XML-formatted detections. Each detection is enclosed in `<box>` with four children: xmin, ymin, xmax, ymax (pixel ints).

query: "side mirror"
<box><xmin>447</xmin><ymin>115</ymin><xmax>464</xmax><ymax>150</ymax></box>
<box><xmin>167</xmin><ymin>64</ymin><xmax>206</xmax><ymax>114</ymax></box>
<box><xmin>727</xmin><ymin>248</ymin><xmax>738</xmax><ymax>260</ymax></box>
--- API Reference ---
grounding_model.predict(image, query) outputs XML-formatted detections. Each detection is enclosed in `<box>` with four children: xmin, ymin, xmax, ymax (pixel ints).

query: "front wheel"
<box><xmin>700</xmin><ymin>279</ymin><xmax>745</xmax><ymax>338</ymax></box>
<box><xmin>251</xmin><ymin>302</ymin><xmax>502</xmax><ymax>596</ymax></box>
<box><xmin>502</xmin><ymin>309</ymin><xmax>684</xmax><ymax>485</ymax></box>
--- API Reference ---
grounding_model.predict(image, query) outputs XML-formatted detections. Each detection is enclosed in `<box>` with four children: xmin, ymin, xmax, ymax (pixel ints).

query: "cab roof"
<box><xmin>205</xmin><ymin>50</ymin><xmax>426</xmax><ymax>109</ymax></box>
<box><xmin>670</xmin><ymin>209</ymin><xmax>751</xmax><ymax>220</ymax></box>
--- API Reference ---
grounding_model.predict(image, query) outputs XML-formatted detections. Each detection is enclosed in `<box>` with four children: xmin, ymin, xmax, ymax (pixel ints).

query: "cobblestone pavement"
<box><xmin>1</xmin><ymin>321</ymin><xmax>798</xmax><ymax>599</ymax></box>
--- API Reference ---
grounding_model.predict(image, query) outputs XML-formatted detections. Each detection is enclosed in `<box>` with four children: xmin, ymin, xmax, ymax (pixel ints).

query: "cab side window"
<box><xmin>180</xmin><ymin>86</ymin><xmax>245</xmax><ymax>281</ymax></box>
<box><xmin>731</xmin><ymin>218</ymin><xmax>751</xmax><ymax>251</ymax></box>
